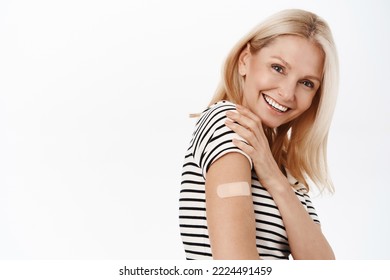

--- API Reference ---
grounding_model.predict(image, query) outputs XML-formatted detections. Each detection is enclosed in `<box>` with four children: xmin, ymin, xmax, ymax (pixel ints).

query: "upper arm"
<box><xmin>205</xmin><ymin>152</ymin><xmax>259</xmax><ymax>259</ymax></box>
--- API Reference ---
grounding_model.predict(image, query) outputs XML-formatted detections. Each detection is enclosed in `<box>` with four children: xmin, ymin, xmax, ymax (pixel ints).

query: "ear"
<box><xmin>238</xmin><ymin>43</ymin><xmax>251</xmax><ymax>76</ymax></box>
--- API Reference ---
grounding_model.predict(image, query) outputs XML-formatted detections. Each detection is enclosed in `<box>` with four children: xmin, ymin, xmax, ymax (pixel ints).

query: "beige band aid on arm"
<box><xmin>216</xmin><ymin>181</ymin><xmax>251</xmax><ymax>198</ymax></box>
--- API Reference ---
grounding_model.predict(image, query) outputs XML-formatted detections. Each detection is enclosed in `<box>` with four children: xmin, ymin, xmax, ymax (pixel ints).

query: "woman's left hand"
<box><xmin>224</xmin><ymin>104</ymin><xmax>284</xmax><ymax>189</ymax></box>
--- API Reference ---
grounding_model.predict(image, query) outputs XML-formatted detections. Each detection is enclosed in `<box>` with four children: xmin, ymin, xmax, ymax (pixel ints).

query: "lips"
<box><xmin>263</xmin><ymin>94</ymin><xmax>289</xmax><ymax>113</ymax></box>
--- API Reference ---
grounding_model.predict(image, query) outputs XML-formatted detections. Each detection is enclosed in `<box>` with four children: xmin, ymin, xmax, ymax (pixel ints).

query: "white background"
<box><xmin>0</xmin><ymin>0</ymin><xmax>389</xmax><ymax>260</ymax></box>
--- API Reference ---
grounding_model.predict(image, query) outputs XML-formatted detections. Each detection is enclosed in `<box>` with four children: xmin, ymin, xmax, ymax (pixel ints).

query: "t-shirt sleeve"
<box><xmin>304</xmin><ymin>194</ymin><xmax>321</xmax><ymax>225</ymax></box>
<box><xmin>192</xmin><ymin>101</ymin><xmax>253</xmax><ymax>179</ymax></box>
<box><xmin>287</xmin><ymin>171</ymin><xmax>321</xmax><ymax>225</ymax></box>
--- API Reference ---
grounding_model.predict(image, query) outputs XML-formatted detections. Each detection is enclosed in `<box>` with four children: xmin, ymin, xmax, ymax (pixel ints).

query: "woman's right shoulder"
<box><xmin>191</xmin><ymin>100</ymin><xmax>252</xmax><ymax>178</ymax></box>
<box><xmin>208</xmin><ymin>100</ymin><xmax>237</xmax><ymax>111</ymax></box>
<box><xmin>199</xmin><ymin>100</ymin><xmax>237</xmax><ymax>122</ymax></box>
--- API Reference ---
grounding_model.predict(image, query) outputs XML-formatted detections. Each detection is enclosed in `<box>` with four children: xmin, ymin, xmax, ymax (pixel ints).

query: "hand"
<box><xmin>225</xmin><ymin>105</ymin><xmax>336</xmax><ymax>260</ymax></box>
<box><xmin>224</xmin><ymin>105</ymin><xmax>285</xmax><ymax>190</ymax></box>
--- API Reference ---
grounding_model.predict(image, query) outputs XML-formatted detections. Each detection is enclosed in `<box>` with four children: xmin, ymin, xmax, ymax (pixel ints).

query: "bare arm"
<box><xmin>206</xmin><ymin>152</ymin><xmax>260</xmax><ymax>259</ymax></box>
<box><xmin>225</xmin><ymin>105</ymin><xmax>335</xmax><ymax>260</ymax></box>
<box><xmin>263</xmin><ymin>175</ymin><xmax>335</xmax><ymax>259</ymax></box>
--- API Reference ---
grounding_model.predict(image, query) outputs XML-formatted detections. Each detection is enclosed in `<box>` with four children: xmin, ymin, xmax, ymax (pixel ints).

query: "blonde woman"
<box><xmin>179</xmin><ymin>9</ymin><xmax>338</xmax><ymax>260</ymax></box>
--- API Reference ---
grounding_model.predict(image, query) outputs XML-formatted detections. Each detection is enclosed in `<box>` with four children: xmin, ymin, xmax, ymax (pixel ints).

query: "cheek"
<box><xmin>246</xmin><ymin>66</ymin><xmax>273</xmax><ymax>88</ymax></box>
<box><xmin>298</xmin><ymin>94</ymin><xmax>315</xmax><ymax>112</ymax></box>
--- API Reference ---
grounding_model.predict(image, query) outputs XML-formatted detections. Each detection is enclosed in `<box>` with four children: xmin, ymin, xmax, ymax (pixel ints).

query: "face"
<box><xmin>238</xmin><ymin>35</ymin><xmax>324</xmax><ymax>129</ymax></box>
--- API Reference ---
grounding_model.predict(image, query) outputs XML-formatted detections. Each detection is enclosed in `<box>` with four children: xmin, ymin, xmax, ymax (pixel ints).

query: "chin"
<box><xmin>257</xmin><ymin>114</ymin><xmax>284</xmax><ymax>129</ymax></box>
<box><xmin>259</xmin><ymin>119</ymin><xmax>279</xmax><ymax>129</ymax></box>
<box><xmin>264</xmin><ymin>122</ymin><xmax>281</xmax><ymax>129</ymax></box>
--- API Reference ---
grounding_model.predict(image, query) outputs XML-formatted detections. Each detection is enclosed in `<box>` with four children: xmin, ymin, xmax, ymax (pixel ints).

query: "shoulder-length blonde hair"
<box><xmin>210</xmin><ymin>9</ymin><xmax>339</xmax><ymax>193</ymax></box>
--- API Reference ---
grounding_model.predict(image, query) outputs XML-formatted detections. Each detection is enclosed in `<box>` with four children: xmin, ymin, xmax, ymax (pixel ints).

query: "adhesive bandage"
<box><xmin>216</xmin><ymin>182</ymin><xmax>251</xmax><ymax>198</ymax></box>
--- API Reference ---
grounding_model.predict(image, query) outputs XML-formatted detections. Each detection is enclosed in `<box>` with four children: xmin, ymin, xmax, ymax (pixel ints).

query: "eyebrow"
<box><xmin>271</xmin><ymin>55</ymin><xmax>322</xmax><ymax>83</ymax></box>
<box><xmin>304</xmin><ymin>75</ymin><xmax>322</xmax><ymax>83</ymax></box>
<box><xmin>271</xmin><ymin>56</ymin><xmax>291</xmax><ymax>69</ymax></box>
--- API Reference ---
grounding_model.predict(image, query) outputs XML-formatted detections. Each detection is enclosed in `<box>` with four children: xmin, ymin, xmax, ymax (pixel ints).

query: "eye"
<box><xmin>301</xmin><ymin>80</ymin><xmax>315</xmax><ymax>89</ymax></box>
<box><xmin>271</xmin><ymin>64</ymin><xmax>284</xmax><ymax>74</ymax></box>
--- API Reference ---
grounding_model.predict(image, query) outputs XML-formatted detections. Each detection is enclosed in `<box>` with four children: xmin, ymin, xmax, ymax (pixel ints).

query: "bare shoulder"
<box><xmin>207</xmin><ymin>152</ymin><xmax>251</xmax><ymax>185</ymax></box>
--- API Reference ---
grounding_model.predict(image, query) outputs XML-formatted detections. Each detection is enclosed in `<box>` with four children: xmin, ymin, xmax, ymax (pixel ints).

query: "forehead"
<box><xmin>257</xmin><ymin>35</ymin><xmax>324</xmax><ymax>77</ymax></box>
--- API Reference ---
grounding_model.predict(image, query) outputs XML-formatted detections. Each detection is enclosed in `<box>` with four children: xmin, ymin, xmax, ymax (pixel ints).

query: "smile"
<box><xmin>263</xmin><ymin>94</ymin><xmax>289</xmax><ymax>113</ymax></box>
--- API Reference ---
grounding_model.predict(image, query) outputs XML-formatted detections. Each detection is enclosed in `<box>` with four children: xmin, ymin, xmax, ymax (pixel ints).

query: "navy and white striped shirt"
<box><xmin>179</xmin><ymin>100</ymin><xmax>320</xmax><ymax>260</ymax></box>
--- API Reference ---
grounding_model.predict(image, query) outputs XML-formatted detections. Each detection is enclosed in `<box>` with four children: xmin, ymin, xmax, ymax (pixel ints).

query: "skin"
<box><xmin>239</xmin><ymin>35</ymin><xmax>324</xmax><ymax>129</ymax></box>
<box><xmin>206</xmin><ymin>35</ymin><xmax>335</xmax><ymax>259</ymax></box>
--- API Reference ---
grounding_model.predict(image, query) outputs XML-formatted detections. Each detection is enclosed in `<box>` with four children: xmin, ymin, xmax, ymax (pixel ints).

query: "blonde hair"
<box><xmin>210</xmin><ymin>9</ymin><xmax>339</xmax><ymax>193</ymax></box>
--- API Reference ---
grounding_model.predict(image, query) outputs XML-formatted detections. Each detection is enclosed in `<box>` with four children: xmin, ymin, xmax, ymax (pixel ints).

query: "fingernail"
<box><xmin>225</xmin><ymin>119</ymin><xmax>233</xmax><ymax>125</ymax></box>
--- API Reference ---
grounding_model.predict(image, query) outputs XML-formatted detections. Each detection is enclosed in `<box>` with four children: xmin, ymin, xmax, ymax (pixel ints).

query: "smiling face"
<box><xmin>238</xmin><ymin>35</ymin><xmax>324</xmax><ymax>129</ymax></box>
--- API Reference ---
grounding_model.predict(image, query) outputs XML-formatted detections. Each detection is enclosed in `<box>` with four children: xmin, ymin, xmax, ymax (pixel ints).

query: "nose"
<box><xmin>277</xmin><ymin>80</ymin><xmax>296</xmax><ymax>102</ymax></box>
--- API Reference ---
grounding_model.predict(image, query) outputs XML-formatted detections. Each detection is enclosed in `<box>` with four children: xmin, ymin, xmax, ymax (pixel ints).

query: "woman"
<box><xmin>179</xmin><ymin>9</ymin><xmax>338</xmax><ymax>260</ymax></box>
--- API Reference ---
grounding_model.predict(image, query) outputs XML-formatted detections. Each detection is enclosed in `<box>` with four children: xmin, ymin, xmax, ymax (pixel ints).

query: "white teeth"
<box><xmin>264</xmin><ymin>95</ymin><xmax>288</xmax><ymax>112</ymax></box>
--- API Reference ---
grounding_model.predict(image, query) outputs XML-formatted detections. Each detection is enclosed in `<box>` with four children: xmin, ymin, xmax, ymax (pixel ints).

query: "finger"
<box><xmin>225</xmin><ymin>110</ymin><xmax>263</xmax><ymax>141</ymax></box>
<box><xmin>236</xmin><ymin>104</ymin><xmax>262</xmax><ymax>125</ymax></box>
<box><xmin>231</xmin><ymin>138</ymin><xmax>256</xmax><ymax>157</ymax></box>
<box><xmin>225</xmin><ymin>119</ymin><xmax>258</xmax><ymax>147</ymax></box>
<box><xmin>225</xmin><ymin>110</ymin><xmax>257</xmax><ymax>130</ymax></box>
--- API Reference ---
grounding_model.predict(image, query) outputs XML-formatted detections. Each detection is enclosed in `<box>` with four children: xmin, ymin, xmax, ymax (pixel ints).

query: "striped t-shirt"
<box><xmin>179</xmin><ymin>100</ymin><xmax>320</xmax><ymax>260</ymax></box>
